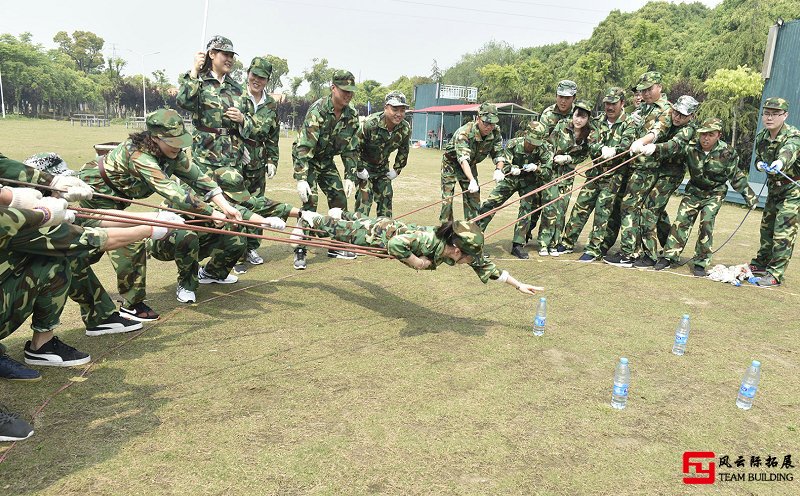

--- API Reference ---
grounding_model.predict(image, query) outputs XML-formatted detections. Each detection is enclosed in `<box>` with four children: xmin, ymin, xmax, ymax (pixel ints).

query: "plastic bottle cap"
<box><xmin>619</xmin><ymin>357</ymin><xmax>628</xmax><ymax>365</ymax></box>
<box><xmin>752</xmin><ymin>360</ymin><xmax>761</xmax><ymax>367</ymax></box>
<box><xmin>540</xmin><ymin>297</ymin><xmax>546</xmax><ymax>302</ymax></box>
<box><xmin>683</xmin><ymin>314</ymin><xmax>690</xmax><ymax>319</ymax></box>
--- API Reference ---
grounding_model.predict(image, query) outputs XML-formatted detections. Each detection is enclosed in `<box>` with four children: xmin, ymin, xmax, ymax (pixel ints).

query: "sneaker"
<box><xmin>554</xmin><ymin>243</ymin><xmax>573</xmax><ymax>255</ymax></box>
<box><xmin>603</xmin><ymin>252</ymin><xmax>634</xmax><ymax>268</ymax></box>
<box><xmin>327</xmin><ymin>249</ymin><xmax>357</xmax><ymax>260</ymax></box>
<box><xmin>232</xmin><ymin>263</ymin><xmax>248</xmax><ymax>275</ymax></box>
<box><xmin>577</xmin><ymin>253</ymin><xmax>596</xmax><ymax>262</ymax></box>
<box><xmin>549</xmin><ymin>248</ymin><xmax>561</xmax><ymax>257</ymax></box>
<box><xmin>754</xmin><ymin>274</ymin><xmax>780</xmax><ymax>287</ymax></box>
<box><xmin>198</xmin><ymin>266</ymin><xmax>238</xmax><ymax>284</ymax></box>
<box><xmin>653</xmin><ymin>257</ymin><xmax>672</xmax><ymax>271</ymax></box>
<box><xmin>633</xmin><ymin>256</ymin><xmax>656</xmax><ymax>268</ymax></box>
<box><xmin>246</xmin><ymin>249</ymin><xmax>264</xmax><ymax>265</ymax></box>
<box><xmin>24</xmin><ymin>337</ymin><xmax>90</xmax><ymax>367</ymax></box>
<box><xmin>176</xmin><ymin>285</ymin><xmax>196</xmax><ymax>303</ymax></box>
<box><xmin>748</xmin><ymin>264</ymin><xmax>768</xmax><ymax>276</ymax></box>
<box><xmin>511</xmin><ymin>244</ymin><xmax>529</xmax><ymax>259</ymax></box>
<box><xmin>294</xmin><ymin>247</ymin><xmax>307</xmax><ymax>270</ymax></box>
<box><xmin>691</xmin><ymin>265</ymin><xmax>707</xmax><ymax>277</ymax></box>
<box><xmin>538</xmin><ymin>247</ymin><xmax>549</xmax><ymax>257</ymax></box>
<box><xmin>0</xmin><ymin>405</ymin><xmax>34</xmax><ymax>442</ymax></box>
<box><xmin>85</xmin><ymin>311</ymin><xmax>143</xmax><ymax>337</ymax></box>
<box><xmin>0</xmin><ymin>354</ymin><xmax>41</xmax><ymax>381</ymax></box>
<box><xmin>120</xmin><ymin>302</ymin><xmax>160</xmax><ymax>322</ymax></box>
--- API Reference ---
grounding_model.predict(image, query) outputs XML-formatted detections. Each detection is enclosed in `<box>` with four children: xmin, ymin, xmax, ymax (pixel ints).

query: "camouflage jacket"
<box><xmin>79</xmin><ymin>140</ymin><xmax>220</xmax><ymax>215</ymax></box>
<box><xmin>653</xmin><ymin>120</ymin><xmax>698</xmax><ymax>176</ymax></box>
<box><xmin>0</xmin><ymin>152</ymin><xmax>54</xmax><ymax>186</ymax></box>
<box><xmin>586</xmin><ymin>112</ymin><xmax>637</xmax><ymax>178</ymax></box>
<box><xmin>637</xmin><ymin>94</ymin><xmax>672</xmax><ymax>140</ymax></box>
<box><xmin>540</xmin><ymin>103</ymin><xmax>573</xmax><ymax>137</ymax></box>
<box><xmin>386</xmin><ymin>229</ymin><xmax>502</xmax><ymax>283</ymax></box>
<box><xmin>292</xmin><ymin>96</ymin><xmax>360</xmax><ymax>182</ymax></box>
<box><xmin>503</xmin><ymin>136</ymin><xmax>554</xmax><ymax>180</ymax></box>
<box><xmin>357</xmin><ymin>111</ymin><xmax>411</xmax><ymax>173</ymax></box>
<box><xmin>241</xmin><ymin>90</ymin><xmax>280</xmax><ymax>171</ymax></box>
<box><xmin>754</xmin><ymin>123</ymin><xmax>800</xmax><ymax>179</ymax></box>
<box><xmin>550</xmin><ymin>118</ymin><xmax>597</xmax><ymax>165</ymax></box>
<box><xmin>680</xmin><ymin>140</ymin><xmax>755</xmax><ymax>204</ymax></box>
<box><xmin>177</xmin><ymin>70</ymin><xmax>253</xmax><ymax>170</ymax></box>
<box><xmin>442</xmin><ymin>121</ymin><xmax>504</xmax><ymax>169</ymax></box>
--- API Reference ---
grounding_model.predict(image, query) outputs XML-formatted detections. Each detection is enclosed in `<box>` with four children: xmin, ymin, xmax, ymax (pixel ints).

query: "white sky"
<box><xmin>0</xmin><ymin>0</ymin><xmax>722</xmax><ymax>90</ymax></box>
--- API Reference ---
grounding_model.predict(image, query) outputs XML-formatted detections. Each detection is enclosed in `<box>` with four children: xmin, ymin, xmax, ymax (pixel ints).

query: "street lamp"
<box><xmin>128</xmin><ymin>49</ymin><xmax>160</xmax><ymax>118</ymax></box>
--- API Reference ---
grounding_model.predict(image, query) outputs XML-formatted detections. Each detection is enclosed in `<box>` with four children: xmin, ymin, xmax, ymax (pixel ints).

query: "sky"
<box><xmin>0</xmin><ymin>0</ymin><xmax>722</xmax><ymax>91</ymax></box>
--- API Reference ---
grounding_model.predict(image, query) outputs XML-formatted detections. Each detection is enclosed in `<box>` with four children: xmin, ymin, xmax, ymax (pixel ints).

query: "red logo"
<box><xmin>683</xmin><ymin>451</ymin><xmax>716</xmax><ymax>484</ymax></box>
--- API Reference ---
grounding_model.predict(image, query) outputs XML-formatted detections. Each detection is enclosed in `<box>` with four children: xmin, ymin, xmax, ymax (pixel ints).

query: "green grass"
<box><xmin>1</xmin><ymin>118</ymin><xmax>798</xmax><ymax>495</ymax></box>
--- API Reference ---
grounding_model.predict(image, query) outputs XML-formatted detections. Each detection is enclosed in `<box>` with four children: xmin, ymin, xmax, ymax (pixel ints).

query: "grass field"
<box><xmin>0</xmin><ymin>118</ymin><xmax>798</xmax><ymax>495</ymax></box>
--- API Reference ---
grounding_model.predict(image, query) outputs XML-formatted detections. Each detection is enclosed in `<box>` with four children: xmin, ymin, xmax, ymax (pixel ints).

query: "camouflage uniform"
<box><xmin>539</xmin><ymin>80</ymin><xmax>577</xmax><ymax>136</ymax></box>
<box><xmin>750</xmin><ymin>102</ymin><xmax>800</xmax><ymax>283</ymax></box>
<box><xmin>476</xmin><ymin>124</ymin><xmax>554</xmax><ymax>245</ymax></box>
<box><xmin>355</xmin><ymin>101</ymin><xmax>411</xmax><ymax>217</ymax></box>
<box><xmin>661</xmin><ymin>121</ymin><xmax>756</xmax><ymax>268</ymax></box>
<box><xmin>439</xmin><ymin>105</ymin><xmax>504</xmax><ymax>222</ymax></box>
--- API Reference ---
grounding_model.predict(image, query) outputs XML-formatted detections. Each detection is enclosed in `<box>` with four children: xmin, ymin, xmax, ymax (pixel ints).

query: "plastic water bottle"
<box><xmin>672</xmin><ymin>314</ymin><xmax>690</xmax><ymax>356</ymax></box>
<box><xmin>611</xmin><ymin>357</ymin><xmax>630</xmax><ymax>410</ymax></box>
<box><xmin>736</xmin><ymin>360</ymin><xmax>762</xmax><ymax>410</ymax></box>
<box><xmin>533</xmin><ymin>297</ymin><xmax>546</xmax><ymax>336</ymax></box>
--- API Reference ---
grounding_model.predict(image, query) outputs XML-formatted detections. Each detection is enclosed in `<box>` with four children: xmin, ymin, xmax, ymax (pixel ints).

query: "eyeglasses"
<box><xmin>763</xmin><ymin>111</ymin><xmax>786</xmax><ymax>118</ymax></box>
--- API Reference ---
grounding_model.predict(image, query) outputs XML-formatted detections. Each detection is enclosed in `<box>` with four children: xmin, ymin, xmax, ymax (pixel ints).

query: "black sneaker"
<box><xmin>0</xmin><ymin>405</ymin><xmax>34</xmax><ymax>442</ymax></box>
<box><xmin>577</xmin><ymin>253</ymin><xmax>596</xmax><ymax>262</ymax></box>
<box><xmin>327</xmin><ymin>249</ymin><xmax>357</xmax><ymax>260</ymax></box>
<box><xmin>119</xmin><ymin>302</ymin><xmax>160</xmax><ymax>322</ymax></box>
<box><xmin>603</xmin><ymin>252</ymin><xmax>634</xmax><ymax>268</ymax></box>
<box><xmin>653</xmin><ymin>257</ymin><xmax>672</xmax><ymax>271</ymax></box>
<box><xmin>0</xmin><ymin>354</ymin><xmax>41</xmax><ymax>381</ymax></box>
<box><xmin>691</xmin><ymin>265</ymin><xmax>707</xmax><ymax>277</ymax></box>
<box><xmin>24</xmin><ymin>337</ymin><xmax>90</xmax><ymax>367</ymax></box>
<box><xmin>633</xmin><ymin>256</ymin><xmax>656</xmax><ymax>268</ymax></box>
<box><xmin>294</xmin><ymin>247</ymin><xmax>307</xmax><ymax>270</ymax></box>
<box><xmin>554</xmin><ymin>243</ymin><xmax>573</xmax><ymax>255</ymax></box>
<box><xmin>232</xmin><ymin>263</ymin><xmax>249</xmax><ymax>275</ymax></box>
<box><xmin>511</xmin><ymin>244</ymin><xmax>529</xmax><ymax>259</ymax></box>
<box><xmin>86</xmin><ymin>311</ymin><xmax>143</xmax><ymax>336</ymax></box>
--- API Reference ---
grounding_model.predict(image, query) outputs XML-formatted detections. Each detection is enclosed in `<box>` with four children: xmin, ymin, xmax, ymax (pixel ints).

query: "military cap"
<box><xmin>603</xmin><ymin>87</ymin><xmax>626</xmax><ymax>103</ymax></box>
<box><xmin>696</xmin><ymin>117</ymin><xmax>723</xmax><ymax>133</ymax></box>
<box><xmin>478</xmin><ymin>102</ymin><xmax>500</xmax><ymax>124</ymax></box>
<box><xmin>332</xmin><ymin>70</ymin><xmax>357</xmax><ymax>92</ymax></box>
<box><xmin>206</xmin><ymin>35</ymin><xmax>237</xmax><ymax>54</ymax></box>
<box><xmin>673</xmin><ymin>95</ymin><xmax>700</xmax><ymax>116</ymax></box>
<box><xmin>556</xmin><ymin>80</ymin><xmax>578</xmax><ymax>97</ymax></box>
<box><xmin>764</xmin><ymin>97</ymin><xmax>789</xmax><ymax>112</ymax></box>
<box><xmin>636</xmin><ymin>71</ymin><xmax>662</xmax><ymax>91</ymax></box>
<box><xmin>524</xmin><ymin>121</ymin><xmax>547</xmax><ymax>146</ymax></box>
<box><xmin>384</xmin><ymin>91</ymin><xmax>409</xmax><ymax>108</ymax></box>
<box><xmin>452</xmin><ymin>220</ymin><xmax>484</xmax><ymax>258</ymax></box>
<box><xmin>212</xmin><ymin>167</ymin><xmax>252</xmax><ymax>204</ymax></box>
<box><xmin>146</xmin><ymin>109</ymin><xmax>192</xmax><ymax>148</ymax></box>
<box><xmin>248</xmin><ymin>57</ymin><xmax>273</xmax><ymax>79</ymax></box>
<box><xmin>24</xmin><ymin>152</ymin><xmax>72</xmax><ymax>176</ymax></box>
<box><xmin>573</xmin><ymin>100</ymin><xmax>593</xmax><ymax>113</ymax></box>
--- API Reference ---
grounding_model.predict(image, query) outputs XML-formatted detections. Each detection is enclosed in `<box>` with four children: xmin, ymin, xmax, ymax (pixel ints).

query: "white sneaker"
<box><xmin>245</xmin><ymin>249</ymin><xmax>264</xmax><ymax>265</ymax></box>
<box><xmin>538</xmin><ymin>247</ymin><xmax>549</xmax><ymax>257</ymax></box>
<box><xmin>176</xmin><ymin>285</ymin><xmax>196</xmax><ymax>303</ymax></box>
<box><xmin>198</xmin><ymin>267</ymin><xmax>238</xmax><ymax>284</ymax></box>
<box><xmin>549</xmin><ymin>248</ymin><xmax>561</xmax><ymax>257</ymax></box>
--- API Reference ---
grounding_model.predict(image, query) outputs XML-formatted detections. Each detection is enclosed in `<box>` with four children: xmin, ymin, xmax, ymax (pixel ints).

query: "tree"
<box><xmin>702</xmin><ymin>65</ymin><xmax>763</xmax><ymax>147</ymax></box>
<box><xmin>303</xmin><ymin>58</ymin><xmax>333</xmax><ymax>101</ymax></box>
<box><xmin>430</xmin><ymin>60</ymin><xmax>442</xmax><ymax>84</ymax></box>
<box><xmin>53</xmin><ymin>30</ymin><xmax>105</xmax><ymax>74</ymax></box>
<box><xmin>261</xmin><ymin>54</ymin><xmax>289</xmax><ymax>93</ymax></box>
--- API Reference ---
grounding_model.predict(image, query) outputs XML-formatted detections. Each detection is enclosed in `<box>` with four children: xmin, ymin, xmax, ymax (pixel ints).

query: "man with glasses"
<box><xmin>749</xmin><ymin>97</ymin><xmax>800</xmax><ymax>286</ymax></box>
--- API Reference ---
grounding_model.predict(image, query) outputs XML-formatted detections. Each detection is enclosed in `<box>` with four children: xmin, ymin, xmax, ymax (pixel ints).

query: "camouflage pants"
<box><xmin>240</xmin><ymin>195</ymin><xmax>296</xmax><ymax>256</ymax></box>
<box><xmin>68</xmin><ymin>255</ymin><xmax>118</xmax><ymax>328</ymax></box>
<box><xmin>355</xmin><ymin>173</ymin><xmax>394</xmax><ymax>218</ymax></box>
<box><xmin>537</xmin><ymin>165</ymin><xmax>574</xmax><ymax>249</ymax></box>
<box><xmin>561</xmin><ymin>174</ymin><xmax>606</xmax><ymax>249</ymax></box>
<box><xmin>751</xmin><ymin>182</ymin><xmax>800</xmax><ymax>282</ymax></box>
<box><xmin>302</xmin><ymin>160</ymin><xmax>348</xmax><ymax>213</ymax></box>
<box><xmin>584</xmin><ymin>167</ymin><xmax>631</xmax><ymax>257</ymax></box>
<box><xmin>150</xmin><ymin>229</ymin><xmax>246</xmax><ymax>291</ymax></box>
<box><xmin>439</xmin><ymin>158</ymin><xmax>481</xmax><ymax>223</ymax></box>
<box><xmin>641</xmin><ymin>173</ymin><xmax>684</xmax><ymax>260</ymax></box>
<box><xmin>476</xmin><ymin>175</ymin><xmax>541</xmax><ymax>246</ymax></box>
<box><xmin>313</xmin><ymin>214</ymin><xmax>417</xmax><ymax>249</ymax></box>
<box><xmin>662</xmin><ymin>190</ymin><xmax>725</xmax><ymax>269</ymax></box>
<box><xmin>242</xmin><ymin>165</ymin><xmax>267</xmax><ymax>251</ymax></box>
<box><xmin>618</xmin><ymin>168</ymin><xmax>659</xmax><ymax>256</ymax></box>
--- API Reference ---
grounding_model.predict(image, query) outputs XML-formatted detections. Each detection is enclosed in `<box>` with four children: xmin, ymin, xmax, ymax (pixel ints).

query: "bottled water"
<box><xmin>533</xmin><ymin>297</ymin><xmax>546</xmax><ymax>336</ymax></box>
<box><xmin>672</xmin><ymin>314</ymin><xmax>690</xmax><ymax>356</ymax></box>
<box><xmin>611</xmin><ymin>357</ymin><xmax>630</xmax><ymax>410</ymax></box>
<box><xmin>736</xmin><ymin>360</ymin><xmax>762</xmax><ymax>410</ymax></box>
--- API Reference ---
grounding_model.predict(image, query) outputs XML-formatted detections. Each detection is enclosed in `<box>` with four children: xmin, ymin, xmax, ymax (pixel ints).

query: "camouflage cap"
<box><xmin>206</xmin><ymin>35</ymin><xmax>237</xmax><ymax>54</ymax></box>
<box><xmin>524</xmin><ymin>121</ymin><xmax>547</xmax><ymax>146</ymax></box>
<box><xmin>212</xmin><ymin>167</ymin><xmax>252</xmax><ymax>204</ymax></box>
<box><xmin>146</xmin><ymin>108</ymin><xmax>192</xmax><ymax>148</ymax></box>
<box><xmin>248</xmin><ymin>57</ymin><xmax>273</xmax><ymax>79</ymax></box>
<box><xmin>556</xmin><ymin>80</ymin><xmax>578</xmax><ymax>97</ymax></box>
<box><xmin>451</xmin><ymin>220</ymin><xmax>484</xmax><ymax>258</ymax></box>
<box><xmin>764</xmin><ymin>97</ymin><xmax>789</xmax><ymax>112</ymax></box>
<box><xmin>573</xmin><ymin>100</ymin><xmax>593</xmax><ymax>113</ymax></box>
<box><xmin>478</xmin><ymin>102</ymin><xmax>500</xmax><ymax>124</ymax></box>
<box><xmin>673</xmin><ymin>95</ymin><xmax>700</xmax><ymax>116</ymax></box>
<box><xmin>635</xmin><ymin>71</ymin><xmax>662</xmax><ymax>91</ymax></box>
<box><xmin>384</xmin><ymin>90</ymin><xmax>409</xmax><ymax>108</ymax></box>
<box><xmin>602</xmin><ymin>87</ymin><xmax>626</xmax><ymax>103</ymax></box>
<box><xmin>696</xmin><ymin>117</ymin><xmax>723</xmax><ymax>133</ymax></box>
<box><xmin>24</xmin><ymin>152</ymin><xmax>72</xmax><ymax>176</ymax></box>
<box><xmin>332</xmin><ymin>70</ymin><xmax>357</xmax><ymax>92</ymax></box>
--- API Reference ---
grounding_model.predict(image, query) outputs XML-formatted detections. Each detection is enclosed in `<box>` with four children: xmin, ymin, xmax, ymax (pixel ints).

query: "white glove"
<box><xmin>296</xmin><ymin>180</ymin><xmax>312</xmax><ymax>203</ymax></box>
<box><xmin>266</xmin><ymin>163</ymin><xmax>276</xmax><ymax>179</ymax></box>
<box><xmin>755</xmin><ymin>161</ymin><xmax>767</xmax><ymax>172</ymax></box>
<box><xmin>241</xmin><ymin>147</ymin><xmax>251</xmax><ymax>166</ymax></box>
<box><xmin>510</xmin><ymin>166</ymin><xmax>521</xmax><ymax>176</ymax></box>
<box><xmin>467</xmin><ymin>179</ymin><xmax>479</xmax><ymax>193</ymax></box>
<box><xmin>328</xmin><ymin>207</ymin><xmax>343</xmax><ymax>220</ymax></box>
<box><xmin>493</xmin><ymin>169</ymin><xmax>505</xmax><ymax>183</ymax></box>
<box><xmin>554</xmin><ymin>155</ymin><xmax>572</xmax><ymax>165</ymax></box>
<box><xmin>33</xmin><ymin>197</ymin><xmax>71</xmax><ymax>227</ymax></box>
<box><xmin>261</xmin><ymin>216</ymin><xmax>286</xmax><ymax>230</ymax></box>
<box><xmin>769</xmin><ymin>160</ymin><xmax>784</xmax><ymax>173</ymax></box>
<box><xmin>50</xmin><ymin>175</ymin><xmax>93</xmax><ymax>201</ymax></box>
<box><xmin>356</xmin><ymin>169</ymin><xmax>370</xmax><ymax>180</ymax></box>
<box><xmin>522</xmin><ymin>163</ymin><xmax>538</xmax><ymax>173</ymax></box>
<box><xmin>629</xmin><ymin>139</ymin><xmax>645</xmax><ymax>155</ymax></box>
<box><xmin>641</xmin><ymin>143</ymin><xmax>657</xmax><ymax>156</ymax></box>
<box><xmin>344</xmin><ymin>179</ymin><xmax>355</xmax><ymax>198</ymax></box>
<box><xmin>630</xmin><ymin>111</ymin><xmax>642</xmax><ymax>126</ymax></box>
<box><xmin>300</xmin><ymin>210</ymin><xmax>322</xmax><ymax>226</ymax></box>
<box><xmin>386</xmin><ymin>169</ymin><xmax>398</xmax><ymax>180</ymax></box>
<box><xmin>8</xmin><ymin>187</ymin><xmax>43</xmax><ymax>209</ymax></box>
<box><xmin>601</xmin><ymin>146</ymin><xmax>616</xmax><ymax>160</ymax></box>
<box><xmin>155</xmin><ymin>210</ymin><xmax>185</xmax><ymax>225</ymax></box>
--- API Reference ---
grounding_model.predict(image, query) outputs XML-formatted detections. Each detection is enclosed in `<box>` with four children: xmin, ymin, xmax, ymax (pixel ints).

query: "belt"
<box><xmin>196</xmin><ymin>125</ymin><xmax>230</xmax><ymax>136</ymax></box>
<box><xmin>97</xmin><ymin>156</ymin><xmax>130</xmax><ymax>199</ymax></box>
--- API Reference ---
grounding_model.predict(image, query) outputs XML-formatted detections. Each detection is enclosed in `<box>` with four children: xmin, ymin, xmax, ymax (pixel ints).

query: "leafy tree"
<box><xmin>303</xmin><ymin>58</ymin><xmax>333</xmax><ymax>101</ymax></box>
<box><xmin>53</xmin><ymin>30</ymin><xmax>105</xmax><ymax>74</ymax></box>
<box><xmin>701</xmin><ymin>65</ymin><xmax>763</xmax><ymax>147</ymax></box>
<box><xmin>430</xmin><ymin>59</ymin><xmax>443</xmax><ymax>83</ymax></box>
<box><xmin>261</xmin><ymin>54</ymin><xmax>289</xmax><ymax>93</ymax></box>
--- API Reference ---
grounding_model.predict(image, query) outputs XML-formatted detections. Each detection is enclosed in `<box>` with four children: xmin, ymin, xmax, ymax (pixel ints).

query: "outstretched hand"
<box><xmin>516</xmin><ymin>283</ymin><xmax>544</xmax><ymax>295</ymax></box>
